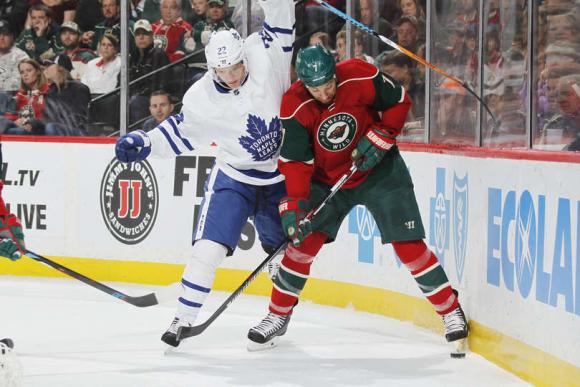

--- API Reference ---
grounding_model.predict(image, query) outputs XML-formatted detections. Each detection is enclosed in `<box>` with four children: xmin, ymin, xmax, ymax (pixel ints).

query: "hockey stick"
<box><xmin>177</xmin><ymin>164</ymin><xmax>358</xmax><ymax>340</ymax></box>
<box><xmin>24</xmin><ymin>250</ymin><xmax>166</xmax><ymax>307</ymax></box>
<box><xmin>313</xmin><ymin>0</ymin><xmax>498</xmax><ymax>128</ymax></box>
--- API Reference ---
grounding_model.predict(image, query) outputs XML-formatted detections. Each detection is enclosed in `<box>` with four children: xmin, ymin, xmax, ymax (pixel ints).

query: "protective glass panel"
<box><xmin>428</xmin><ymin>0</ymin><xmax>479</xmax><ymax>146</ymax></box>
<box><xmin>533</xmin><ymin>1</ymin><xmax>580</xmax><ymax>151</ymax></box>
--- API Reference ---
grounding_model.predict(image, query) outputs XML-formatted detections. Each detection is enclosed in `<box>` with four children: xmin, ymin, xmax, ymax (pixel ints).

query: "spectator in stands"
<box><xmin>81</xmin><ymin>34</ymin><xmax>121</xmax><ymax>94</ymax></box>
<box><xmin>58</xmin><ymin>20</ymin><xmax>97</xmax><ymax>80</ymax></box>
<box><xmin>380</xmin><ymin>50</ymin><xmax>424</xmax><ymax>121</ymax></box>
<box><xmin>0</xmin><ymin>20</ymin><xmax>29</xmax><ymax>100</ymax></box>
<box><xmin>335</xmin><ymin>30</ymin><xmax>374</xmax><ymax>63</ymax></box>
<box><xmin>359</xmin><ymin>0</ymin><xmax>393</xmax><ymax>54</ymax></box>
<box><xmin>87</xmin><ymin>0</ymin><xmax>134</xmax><ymax>51</ymax></box>
<box><xmin>189</xmin><ymin>0</ymin><xmax>232</xmax><ymax>51</ymax></box>
<box><xmin>0</xmin><ymin>0</ymin><xmax>29</xmax><ymax>38</ymax></box>
<box><xmin>130</xmin><ymin>0</ymin><xmax>145</xmax><ymax>21</ymax></box>
<box><xmin>185</xmin><ymin>0</ymin><xmax>209</xmax><ymax>27</ymax></box>
<box><xmin>42</xmin><ymin>53</ymin><xmax>90</xmax><ymax>135</ymax></box>
<box><xmin>456</xmin><ymin>0</ymin><xmax>478</xmax><ymax>31</ymax></box>
<box><xmin>152</xmin><ymin>0</ymin><xmax>193</xmax><ymax>62</ymax></box>
<box><xmin>27</xmin><ymin>0</ymin><xmax>76</xmax><ymax>26</ymax></box>
<box><xmin>16</xmin><ymin>4</ymin><xmax>62</xmax><ymax>62</ymax></box>
<box><xmin>142</xmin><ymin>89</ymin><xmax>174</xmax><ymax>131</ymax></box>
<box><xmin>546</xmin><ymin>13</ymin><xmax>580</xmax><ymax>46</ymax></box>
<box><xmin>0</xmin><ymin>58</ymin><xmax>49</xmax><ymax>135</ymax></box>
<box><xmin>395</xmin><ymin>15</ymin><xmax>420</xmax><ymax>54</ymax></box>
<box><xmin>129</xmin><ymin>19</ymin><xmax>170</xmax><ymax>125</ymax></box>
<box><xmin>397</xmin><ymin>0</ymin><xmax>425</xmax><ymax>37</ymax></box>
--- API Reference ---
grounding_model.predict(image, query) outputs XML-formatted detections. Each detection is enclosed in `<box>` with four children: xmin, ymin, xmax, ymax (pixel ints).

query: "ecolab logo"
<box><xmin>100</xmin><ymin>159</ymin><xmax>159</xmax><ymax>244</ymax></box>
<box><xmin>487</xmin><ymin>188</ymin><xmax>580</xmax><ymax>316</ymax></box>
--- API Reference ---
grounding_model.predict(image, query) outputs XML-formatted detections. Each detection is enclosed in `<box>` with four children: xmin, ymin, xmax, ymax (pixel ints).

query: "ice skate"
<box><xmin>443</xmin><ymin>304</ymin><xmax>469</xmax><ymax>359</ymax></box>
<box><xmin>247</xmin><ymin>312</ymin><xmax>292</xmax><ymax>351</ymax></box>
<box><xmin>161</xmin><ymin>317</ymin><xmax>192</xmax><ymax>348</ymax></box>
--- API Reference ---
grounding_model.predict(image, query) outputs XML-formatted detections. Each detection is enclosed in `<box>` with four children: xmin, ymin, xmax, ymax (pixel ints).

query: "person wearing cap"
<box><xmin>16</xmin><ymin>4</ymin><xmax>63</xmax><ymax>62</ymax></box>
<box><xmin>129</xmin><ymin>19</ymin><xmax>170</xmax><ymax>124</ymax></box>
<box><xmin>247</xmin><ymin>44</ymin><xmax>469</xmax><ymax>349</ymax></box>
<box><xmin>58</xmin><ymin>20</ymin><xmax>97</xmax><ymax>80</ymax></box>
<box><xmin>190</xmin><ymin>0</ymin><xmax>233</xmax><ymax>49</ymax></box>
<box><xmin>151</xmin><ymin>0</ymin><xmax>193</xmax><ymax>62</ymax></box>
<box><xmin>0</xmin><ymin>19</ymin><xmax>29</xmax><ymax>109</ymax></box>
<box><xmin>41</xmin><ymin>53</ymin><xmax>91</xmax><ymax>136</ymax></box>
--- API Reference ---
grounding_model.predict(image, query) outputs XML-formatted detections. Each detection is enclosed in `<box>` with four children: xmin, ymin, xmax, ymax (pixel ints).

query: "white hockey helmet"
<box><xmin>205</xmin><ymin>29</ymin><xmax>246</xmax><ymax>70</ymax></box>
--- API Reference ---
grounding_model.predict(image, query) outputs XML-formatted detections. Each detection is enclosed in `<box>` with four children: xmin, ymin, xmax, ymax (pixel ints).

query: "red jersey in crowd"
<box><xmin>152</xmin><ymin>18</ymin><xmax>193</xmax><ymax>62</ymax></box>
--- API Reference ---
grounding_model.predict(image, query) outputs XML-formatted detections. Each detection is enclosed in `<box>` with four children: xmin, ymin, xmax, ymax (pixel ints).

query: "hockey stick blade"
<box><xmin>25</xmin><ymin>250</ymin><xmax>161</xmax><ymax>307</ymax></box>
<box><xmin>177</xmin><ymin>165</ymin><xmax>358</xmax><ymax>340</ymax></box>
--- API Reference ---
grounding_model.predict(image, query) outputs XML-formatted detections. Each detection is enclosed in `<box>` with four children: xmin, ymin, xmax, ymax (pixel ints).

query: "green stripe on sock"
<box><xmin>415</xmin><ymin>265</ymin><xmax>450</xmax><ymax>294</ymax></box>
<box><xmin>274</xmin><ymin>268</ymin><xmax>308</xmax><ymax>295</ymax></box>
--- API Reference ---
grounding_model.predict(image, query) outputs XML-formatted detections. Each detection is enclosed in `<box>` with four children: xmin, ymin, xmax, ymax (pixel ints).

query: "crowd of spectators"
<box><xmin>0</xmin><ymin>0</ymin><xmax>578</xmax><ymax>152</ymax></box>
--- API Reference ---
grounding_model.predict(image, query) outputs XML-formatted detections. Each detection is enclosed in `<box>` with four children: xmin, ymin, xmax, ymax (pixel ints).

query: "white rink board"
<box><xmin>3</xmin><ymin>141</ymin><xmax>579</xmax><ymax>368</ymax></box>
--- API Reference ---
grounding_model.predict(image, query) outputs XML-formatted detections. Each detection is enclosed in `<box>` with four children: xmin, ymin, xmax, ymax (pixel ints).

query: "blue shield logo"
<box><xmin>429</xmin><ymin>168</ymin><xmax>449</xmax><ymax>266</ymax></box>
<box><xmin>452</xmin><ymin>173</ymin><xmax>468</xmax><ymax>283</ymax></box>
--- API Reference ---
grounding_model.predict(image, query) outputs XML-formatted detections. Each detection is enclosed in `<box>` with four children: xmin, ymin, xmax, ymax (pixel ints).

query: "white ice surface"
<box><xmin>0</xmin><ymin>277</ymin><xmax>528</xmax><ymax>387</ymax></box>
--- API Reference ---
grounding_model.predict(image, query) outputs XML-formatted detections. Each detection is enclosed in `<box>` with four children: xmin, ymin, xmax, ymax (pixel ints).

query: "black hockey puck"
<box><xmin>450</xmin><ymin>352</ymin><xmax>466</xmax><ymax>359</ymax></box>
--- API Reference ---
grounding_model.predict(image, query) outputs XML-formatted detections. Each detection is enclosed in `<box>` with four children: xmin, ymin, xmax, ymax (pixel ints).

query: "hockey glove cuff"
<box><xmin>279</xmin><ymin>197</ymin><xmax>312</xmax><ymax>247</ymax></box>
<box><xmin>351</xmin><ymin>124</ymin><xmax>396</xmax><ymax>172</ymax></box>
<box><xmin>115</xmin><ymin>130</ymin><xmax>152</xmax><ymax>163</ymax></box>
<box><xmin>0</xmin><ymin>214</ymin><xmax>25</xmax><ymax>261</ymax></box>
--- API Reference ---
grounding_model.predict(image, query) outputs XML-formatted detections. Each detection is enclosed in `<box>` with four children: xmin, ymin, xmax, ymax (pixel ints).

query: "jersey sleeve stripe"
<box><xmin>337</xmin><ymin>67</ymin><xmax>380</xmax><ymax>87</ymax></box>
<box><xmin>263</xmin><ymin>22</ymin><xmax>294</xmax><ymax>35</ymax></box>
<box><xmin>279</xmin><ymin>156</ymin><xmax>314</xmax><ymax>164</ymax></box>
<box><xmin>178</xmin><ymin>297</ymin><xmax>202</xmax><ymax>308</ymax></box>
<box><xmin>167</xmin><ymin>115</ymin><xmax>194</xmax><ymax>151</ymax></box>
<box><xmin>280</xmin><ymin>98</ymin><xmax>315</xmax><ymax>119</ymax></box>
<box><xmin>157</xmin><ymin>123</ymin><xmax>182</xmax><ymax>155</ymax></box>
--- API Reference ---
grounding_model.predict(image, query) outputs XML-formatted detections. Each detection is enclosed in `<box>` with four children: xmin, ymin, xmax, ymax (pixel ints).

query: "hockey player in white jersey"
<box><xmin>115</xmin><ymin>0</ymin><xmax>295</xmax><ymax>347</ymax></box>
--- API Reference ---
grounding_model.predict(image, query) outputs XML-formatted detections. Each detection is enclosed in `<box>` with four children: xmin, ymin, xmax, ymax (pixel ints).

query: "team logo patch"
<box><xmin>238</xmin><ymin>114</ymin><xmax>282</xmax><ymax>161</ymax></box>
<box><xmin>100</xmin><ymin>159</ymin><xmax>159</xmax><ymax>244</ymax></box>
<box><xmin>317</xmin><ymin>113</ymin><xmax>357</xmax><ymax>152</ymax></box>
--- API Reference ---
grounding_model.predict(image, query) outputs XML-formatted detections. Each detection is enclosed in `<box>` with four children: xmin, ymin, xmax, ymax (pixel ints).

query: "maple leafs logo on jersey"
<box><xmin>238</xmin><ymin>115</ymin><xmax>282</xmax><ymax>161</ymax></box>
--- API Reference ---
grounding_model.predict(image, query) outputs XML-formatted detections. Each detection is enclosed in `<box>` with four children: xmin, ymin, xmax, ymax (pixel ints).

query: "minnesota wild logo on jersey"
<box><xmin>317</xmin><ymin>113</ymin><xmax>357</xmax><ymax>152</ymax></box>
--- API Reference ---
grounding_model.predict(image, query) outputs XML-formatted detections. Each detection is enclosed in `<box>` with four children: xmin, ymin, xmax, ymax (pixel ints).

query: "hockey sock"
<box><xmin>177</xmin><ymin>239</ymin><xmax>228</xmax><ymax>322</ymax></box>
<box><xmin>269</xmin><ymin>232</ymin><xmax>327</xmax><ymax>315</ymax></box>
<box><xmin>392</xmin><ymin>240</ymin><xmax>458</xmax><ymax>315</ymax></box>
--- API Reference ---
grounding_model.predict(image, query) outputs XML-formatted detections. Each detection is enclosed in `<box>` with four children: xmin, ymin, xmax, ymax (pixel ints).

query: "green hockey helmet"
<box><xmin>295</xmin><ymin>44</ymin><xmax>336</xmax><ymax>87</ymax></box>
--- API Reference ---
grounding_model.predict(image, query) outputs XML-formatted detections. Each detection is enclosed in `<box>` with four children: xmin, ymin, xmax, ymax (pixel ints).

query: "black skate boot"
<box><xmin>0</xmin><ymin>338</ymin><xmax>14</xmax><ymax>349</ymax></box>
<box><xmin>161</xmin><ymin>317</ymin><xmax>192</xmax><ymax>348</ymax></box>
<box><xmin>247</xmin><ymin>312</ymin><xmax>292</xmax><ymax>351</ymax></box>
<box><xmin>442</xmin><ymin>304</ymin><xmax>469</xmax><ymax>342</ymax></box>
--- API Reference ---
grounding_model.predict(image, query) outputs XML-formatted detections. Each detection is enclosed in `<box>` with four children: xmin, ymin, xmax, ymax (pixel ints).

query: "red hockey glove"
<box><xmin>279</xmin><ymin>197</ymin><xmax>312</xmax><ymax>247</ymax></box>
<box><xmin>351</xmin><ymin>124</ymin><xmax>397</xmax><ymax>171</ymax></box>
<box><xmin>0</xmin><ymin>214</ymin><xmax>25</xmax><ymax>261</ymax></box>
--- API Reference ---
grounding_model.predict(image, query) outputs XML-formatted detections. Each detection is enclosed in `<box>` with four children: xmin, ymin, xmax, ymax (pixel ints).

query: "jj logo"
<box><xmin>100</xmin><ymin>159</ymin><xmax>159</xmax><ymax>245</ymax></box>
<box><xmin>117</xmin><ymin>180</ymin><xmax>142</xmax><ymax>219</ymax></box>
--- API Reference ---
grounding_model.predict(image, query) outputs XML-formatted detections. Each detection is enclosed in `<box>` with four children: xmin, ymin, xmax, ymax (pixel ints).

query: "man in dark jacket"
<box><xmin>129</xmin><ymin>19</ymin><xmax>170</xmax><ymax>125</ymax></box>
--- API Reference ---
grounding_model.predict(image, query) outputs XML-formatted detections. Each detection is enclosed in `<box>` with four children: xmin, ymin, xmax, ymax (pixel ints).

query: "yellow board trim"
<box><xmin>1</xmin><ymin>256</ymin><xmax>578</xmax><ymax>385</ymax></box>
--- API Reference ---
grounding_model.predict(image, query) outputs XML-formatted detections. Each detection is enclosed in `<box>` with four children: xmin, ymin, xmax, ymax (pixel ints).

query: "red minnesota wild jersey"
<box><xmin>279</xmin><ymin>58</ymin><xmax>409</xmax><ymax>197</ymax></box>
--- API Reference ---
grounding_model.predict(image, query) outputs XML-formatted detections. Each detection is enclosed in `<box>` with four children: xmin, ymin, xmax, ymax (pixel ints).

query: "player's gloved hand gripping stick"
<box><xmin>177</xmin><ymin>164</ymin><xmax>359</xmax><ymax>340</ymax></box>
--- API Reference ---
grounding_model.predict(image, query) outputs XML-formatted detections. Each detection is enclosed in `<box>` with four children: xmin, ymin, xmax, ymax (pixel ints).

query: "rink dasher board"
<box><xmin>0</xmin><ymin>139</ymin><xmax>579</xmax><ymax>386</ymax></box>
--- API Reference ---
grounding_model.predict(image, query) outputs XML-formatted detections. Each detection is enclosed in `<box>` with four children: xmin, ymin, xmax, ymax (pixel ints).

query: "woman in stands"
<box><xmin>0</xmin><ymin>58</ymin><xmax>49</xmax><ymax>135</ymax></box>
<box><xmin>81</xmin><ymin>33</ymin><xmax>121</xmax><ymax>95</ymax></box>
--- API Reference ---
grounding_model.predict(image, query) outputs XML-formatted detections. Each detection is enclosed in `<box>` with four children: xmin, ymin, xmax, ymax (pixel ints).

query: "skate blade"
<box><xmin>247</xmin><ymin>337</ymin><xmax>279</xmax><ymax>352</ymax></box>
<box><xmin>164</xmin><ymin>345</ymin><xmax>177</xmax><ymax>355</ymax></box>
<box><xmin>450</xmin><ymin>338</ymin><xmax>467</xmax><ymax>359</ymax></box>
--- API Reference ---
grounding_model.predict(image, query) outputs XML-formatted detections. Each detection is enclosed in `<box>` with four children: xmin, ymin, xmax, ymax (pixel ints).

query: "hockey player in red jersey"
<box><xmin>0</xmin><ymin>148</ymin><xmax>25</xmax><ymax>262</ymax></box>
<box><xmin>248</xmin><ymin>44</ymin><xmax>468</xmax><ymax>349</ymax></box>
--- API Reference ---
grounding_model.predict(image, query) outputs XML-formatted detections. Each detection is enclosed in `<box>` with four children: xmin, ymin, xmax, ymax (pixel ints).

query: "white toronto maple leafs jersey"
<box><xmin>146</xmin><ymin>0</ymin><xmax>295</xmax><ymax>186</ymax></box>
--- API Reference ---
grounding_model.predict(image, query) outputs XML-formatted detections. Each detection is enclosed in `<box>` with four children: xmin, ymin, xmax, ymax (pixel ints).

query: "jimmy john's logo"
<box><xmin>100</xmin><ymin>159</ymin><xmax>158</xmax><ymax>244</ymax></box>
<box><xmin>317</xmin><ymin>113</ymin><xmax>357</xmax><ymax>152</ymax></box>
